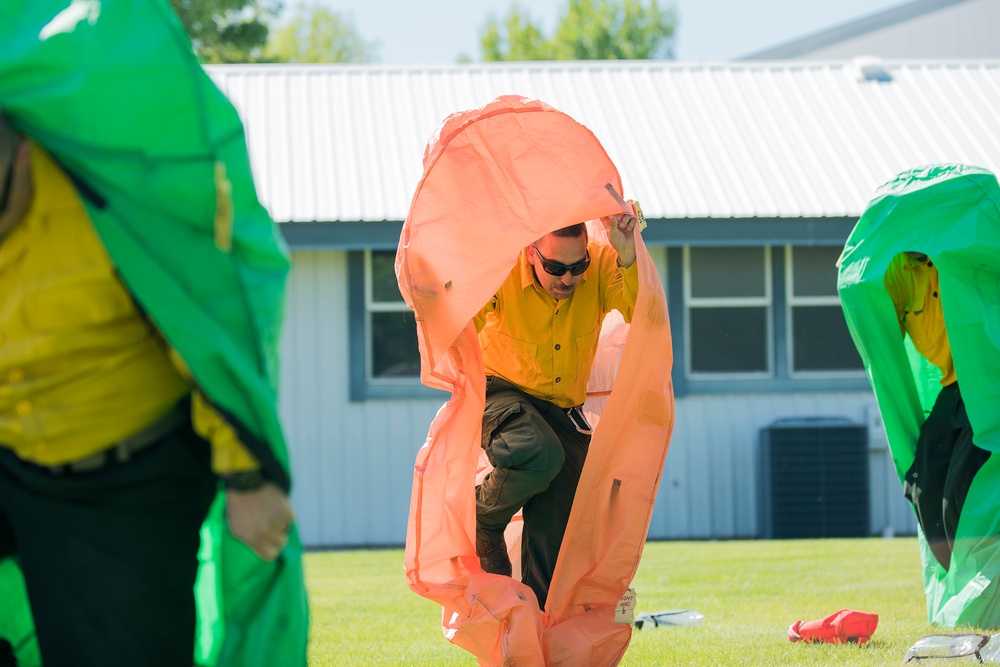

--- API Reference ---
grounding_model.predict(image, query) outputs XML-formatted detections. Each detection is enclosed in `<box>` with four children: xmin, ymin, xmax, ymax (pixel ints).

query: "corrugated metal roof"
<box><xmin>205</xmin><ymin>60</ymin><xmax>1000</xmax><ymax>223</ymax></box>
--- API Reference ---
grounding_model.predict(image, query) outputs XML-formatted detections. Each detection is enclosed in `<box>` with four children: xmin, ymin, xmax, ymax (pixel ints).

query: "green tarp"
<box><xmin>838</xmin><ymin>164</ymin><xmax>1000</xmax><ymax>628</ymax></box>
<box><xmin>0</xmin><ymin>1</ymin><xmax>308</xmax><ymax>664</ymax></box>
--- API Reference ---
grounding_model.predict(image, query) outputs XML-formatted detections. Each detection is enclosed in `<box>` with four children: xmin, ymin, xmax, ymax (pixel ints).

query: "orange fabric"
<box><xmin>397</xmin><ymin>95</ymin><xmax>675</xmax><ymax>666</ymax></box>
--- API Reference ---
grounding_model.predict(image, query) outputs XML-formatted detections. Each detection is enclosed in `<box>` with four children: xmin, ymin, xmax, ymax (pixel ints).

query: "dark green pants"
<box><xmin>904</xmin><ymin>382</ymin><xmax>991</xmax><ymax>570</ymax></box>
<box><xmin>477</xmin><ymin>376</ymin><xmax>590</xmax><ymax>609</ymax></box>
<box><xmin>0</xmin><ymin>422</ymin><xmax>216</xmax><ymax>667</ymax></box>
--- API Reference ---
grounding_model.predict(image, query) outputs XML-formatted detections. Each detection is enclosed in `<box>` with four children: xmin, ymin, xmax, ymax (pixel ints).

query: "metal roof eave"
<box><xmin>278</xmin><ymin>216</ymin><xmax>861</xmax><ymax>250</ymax></box>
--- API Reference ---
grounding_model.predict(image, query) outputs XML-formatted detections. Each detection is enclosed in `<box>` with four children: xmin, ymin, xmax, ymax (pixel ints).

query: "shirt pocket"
<box><xmin>481</xmin><ymin>402</ymin><xmax>523</xmax><ymax>465</ymax></box>
<box><xmin>23</xmin><ymin>278</ymin><xmax>137</xmax><ymax>332</ymax></box>
<box><xmin>492</xmin><ymin>332</ymin><xmax>539</xmax><ymax>389</ymax></box>
<box><xmin>575</xmin><ymin>327</ymin><xmax>599</xmax><ymax>385</ymax></box>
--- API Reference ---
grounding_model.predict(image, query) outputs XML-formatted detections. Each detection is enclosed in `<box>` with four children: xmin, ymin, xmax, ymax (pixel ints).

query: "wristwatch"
<box><xmin>222</xmin><ymin>469</ymin><xmax>266</xmax><ymax>491</ymax></box>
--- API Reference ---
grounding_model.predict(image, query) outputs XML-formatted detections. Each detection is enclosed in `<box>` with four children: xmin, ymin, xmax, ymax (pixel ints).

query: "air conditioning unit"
<box><xmin>758</xmin><ymin>417</ymin><xmax>870</xmax><ymax>539</ymax></box>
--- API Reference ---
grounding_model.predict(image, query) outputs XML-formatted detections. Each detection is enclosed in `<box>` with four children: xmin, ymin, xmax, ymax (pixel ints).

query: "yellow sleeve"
<box><xmin>473</xmin><ymin>295</ymin><xmax>498</xmax><ymax>333</ymax></box>
<box><xmin>191</xmin><ymin>392</ymin><xmax>261</xmax><ymax>474</ymax></box>
<box><xmin>167</xmin><ymin>349</ymin><xmax>260</xmax><ymax>475</ymax></box>
<box><xmin>604</xmin><ymin>254</ymin><xmax>639</xmax><ymax>323</ymax></box>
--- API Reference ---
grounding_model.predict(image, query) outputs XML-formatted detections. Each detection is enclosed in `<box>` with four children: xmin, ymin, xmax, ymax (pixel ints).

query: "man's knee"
<box><xmin>487</xmin><ymin>408</ymin><xmax>563</xmax><ymax>476</ymax></box>
<box><xmin>515</xmin><ymin>426</ymin><xmax>565</xmax><ymax>482</ymax></box>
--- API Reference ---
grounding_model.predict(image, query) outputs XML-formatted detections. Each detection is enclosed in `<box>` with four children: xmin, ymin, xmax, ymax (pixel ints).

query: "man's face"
<box><xmin>528</xmin><ymin>232</ymin><xmax>589</xmax><ymax>300</ymax></box>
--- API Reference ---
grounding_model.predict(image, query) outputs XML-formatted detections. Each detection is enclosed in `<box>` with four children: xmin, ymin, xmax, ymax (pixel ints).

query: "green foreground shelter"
<box><xmin>0</xmin><ymin>1</ymin><xmax>308</xmax><ymax>664</ymax></box>
<box><xmin>838</xmin><ymin>164</ymin><xmax>1000</xmax><ymax>628</ymax></box>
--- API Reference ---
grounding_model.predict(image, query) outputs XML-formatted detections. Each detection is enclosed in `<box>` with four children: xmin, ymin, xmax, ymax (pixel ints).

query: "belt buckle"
<box><xmin>566</xmin><ymin>406</ymin><xmax>593</xmax><ymax>435</ymax></box>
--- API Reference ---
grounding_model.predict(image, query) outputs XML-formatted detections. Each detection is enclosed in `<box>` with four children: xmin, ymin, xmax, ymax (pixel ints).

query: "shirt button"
<box><xmin>555</xmin><ymin>344</ymin><xmax>561</xmax><ymax>350</ymax></box>
<box><xmin>555</xmin><ymin>377</ymin><xmax>561</xmax><ymax>383</ymax></box>
<box><xmin>15</xmin><ymin>400</ymin><xmax>32</xmax><ymax>416</ymax></box>
<box><xmin>8</xmin><ymin>369</ymin><xmax>24</xmax><ymax>383</ymax></box>
<box><xmin>933</xmin><ymin>291</ymin><xmax>938</xmax><ymax>297</ymax></box>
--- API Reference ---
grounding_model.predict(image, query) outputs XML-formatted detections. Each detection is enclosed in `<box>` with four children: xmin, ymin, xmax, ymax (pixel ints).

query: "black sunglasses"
<box><xmin>532</xmin><ymin>245</ymin><xmax>591</xmax><ymax>277</ymax></box>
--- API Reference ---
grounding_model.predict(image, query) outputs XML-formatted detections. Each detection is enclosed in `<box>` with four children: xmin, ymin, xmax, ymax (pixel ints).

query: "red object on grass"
<box><xmin>788</xmin><ymin>609</ymin><xmax>879</xmax><ymax>644</ymax></box>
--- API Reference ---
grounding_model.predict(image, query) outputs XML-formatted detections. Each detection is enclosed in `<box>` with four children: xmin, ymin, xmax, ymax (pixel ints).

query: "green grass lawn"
<box><xmin>304</xmin><ymin>537</ymin><xmax>969</xmax><ymax>666</ymax></box>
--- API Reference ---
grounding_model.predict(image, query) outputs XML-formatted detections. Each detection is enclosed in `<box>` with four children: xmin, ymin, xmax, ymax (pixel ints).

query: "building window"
<box><xmin>685</xmin><ymin>246</ymin><xmax>772</xmax><ymax>377</ymax></box>
<box><xmin>786</xmin><ymin>246</ymin><xmax>864</xmax><ymax>375</ymax></box>
<box><xmin>350</xmin><ymin>250</ymin><xmax>441</xmax><ymax>400</ymax></box>
<box><xmin>366</xmin><ymin>250</ymin><xmax>420</xmax><ymax>379</ymax></box>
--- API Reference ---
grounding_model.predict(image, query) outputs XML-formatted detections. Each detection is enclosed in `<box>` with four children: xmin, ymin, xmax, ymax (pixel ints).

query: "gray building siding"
<box><xmin>279</xmin><ymin>250</ymin><xmax>440</xmax><ymax>547</ymax></box>
<box><xmin>654</xmin><ymin>392</ymin><xmax>915</xmax><ymax>540</ymax></box>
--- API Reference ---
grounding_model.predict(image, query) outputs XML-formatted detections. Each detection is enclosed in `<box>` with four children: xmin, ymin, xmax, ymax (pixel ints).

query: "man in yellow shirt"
<box><xmin>474</xmin><ymin>210</ymin><xmax>639</xmax><ymax>609</ymax></box>
<box><xmin>0</xmin><ymin>115</ymin><xmax>293</xmax><ymax>665</ymax></box>
<box><xmin>885</xmin><ymin>251</ymin><xmax>991</xmax><ymax>570</ymax></box>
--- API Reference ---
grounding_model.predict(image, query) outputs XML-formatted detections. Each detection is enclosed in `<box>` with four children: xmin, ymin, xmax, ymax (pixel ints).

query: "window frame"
<box><xmin>784</xmin><ymin>244</ymin><xmax>867</xmax><ymax>380</ymax></box>
<box><xmin>348</xmin><ymin>250</ymin><xmax>445</xmax><ymax>401</ymax></box>
<box><xmin>683</xmin><ymin>245</ymin><xmax>774</xmax><ymax>381</ymax></box>
<box><xmin>346</xmin><ymin>240</ymin><xmax>871</xmax><ymax>402</ymax></box>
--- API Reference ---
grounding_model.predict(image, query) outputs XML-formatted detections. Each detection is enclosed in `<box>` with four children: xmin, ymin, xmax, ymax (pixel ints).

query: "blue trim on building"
<box><xmin>772</xmin><ymin>246</ymin><xmax>789</xmax><ymax>379</ymax></box>
<box><xmin>347</xmin><ymin>251</ymin><xmax>367</xmax><ymax>402</ymax></box>
<box><xmin>280</xmin><ymin>217</ymin><xmax>860</xmax><ymax>250</ymax></box>
<box><xmin>640</xmin><ymin>218</ymin><xmax>859</xmax><ymax>247</ymax></box>
<box><xmin>282</xmin><ymin>221</ymin><xmax>403</xmax><ymax>250</ymax></box>
<box><xmin>666</xmin><ymin>247</ymin><xmax>688</xmax><ymax>398</ymax></box>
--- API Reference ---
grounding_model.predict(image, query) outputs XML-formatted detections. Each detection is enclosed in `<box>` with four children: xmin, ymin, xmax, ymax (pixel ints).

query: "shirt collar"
<box><xmin>901</xmin><ymin>253</ymin><xmax>932</xmax><ymax>270</ymax></box>
<box><xmin>0</xmin><ymin>141</ymin><xmax>82</xmax><ymax>269</ymax></box>
<box><xmin>518</xmin><ymin>247</ymin><xmax>538</xmax><ymax>292</ymax></box>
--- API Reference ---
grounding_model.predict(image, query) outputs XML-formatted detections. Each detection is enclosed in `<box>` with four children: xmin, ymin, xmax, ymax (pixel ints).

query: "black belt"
<box><xmin>48</xmin><ymin>400</ymin><xmax>190</xmax><ymax>475</ymax></box>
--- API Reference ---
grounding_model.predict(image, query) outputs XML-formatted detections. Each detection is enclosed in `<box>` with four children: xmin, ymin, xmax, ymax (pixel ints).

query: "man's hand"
<box><xmin>226</xmin><ymin>482</ymin><xmax>294</xmax><ymax>561</ymax></box>
<box><xmin>602</xmin><ymin>208</ymin><xmax>638</xmax><ymax>268</ymax></box>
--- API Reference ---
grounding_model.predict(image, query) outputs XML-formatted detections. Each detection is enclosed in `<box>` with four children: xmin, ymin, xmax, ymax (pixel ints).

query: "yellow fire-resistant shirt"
<box><xmin>475</xmin><ymin>242</ymin><xmax>638</xmax><ymax>408</ymax></box>
<box><xmin>0</xmin><ymin>141</ymin><xmax>258</xmax><ymax>473</ymax></box>
<box><xmin>884</xmin><ymin>252</ymin><xmax>957</xmax><ymax>386</ymax></box>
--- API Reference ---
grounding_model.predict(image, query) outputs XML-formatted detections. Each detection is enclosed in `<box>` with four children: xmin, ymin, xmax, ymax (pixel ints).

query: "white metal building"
<box><xmin>205</xmin><ymin>59</ymin><xmax>1000</xmax><ymax>548</ymax></box>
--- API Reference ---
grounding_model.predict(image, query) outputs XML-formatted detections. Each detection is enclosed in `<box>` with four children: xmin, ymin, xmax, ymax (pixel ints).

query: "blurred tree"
<box><xmin>169</xmin><ymin>0</ymin><xmax>280</xmax><ymax>63</ymax></box>
<box><xmin>482</xmin><ymin>7</ymin><xmax>555</xmax><ymax>61</ymax></box>
<box><xmin>481</xmin><ymin>0</ymin><xmax>676</xmax><ymax>62</ymax></box>
<box><xmin>265</xmin><ymin>4</ymin><xmax>378</xmax><ymax>63</ymax></box>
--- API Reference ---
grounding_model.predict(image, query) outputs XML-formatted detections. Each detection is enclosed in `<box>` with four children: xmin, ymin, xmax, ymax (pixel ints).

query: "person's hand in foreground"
<box><xmin>226</xmin><ymin>482</ymin><xmax>295</xmax><ymax>561</ymax></box>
